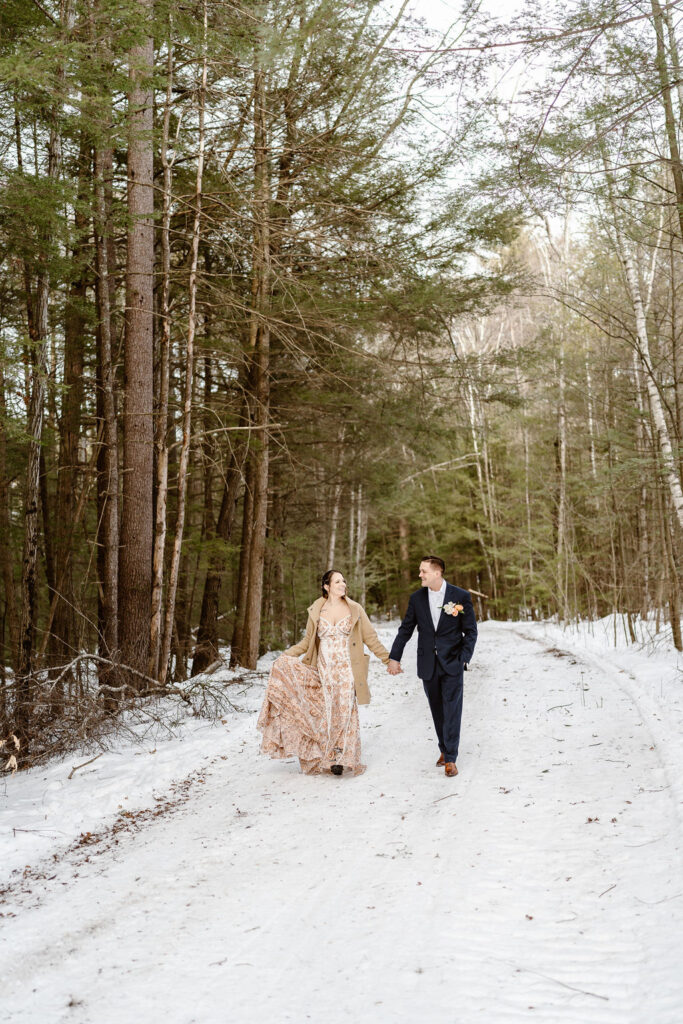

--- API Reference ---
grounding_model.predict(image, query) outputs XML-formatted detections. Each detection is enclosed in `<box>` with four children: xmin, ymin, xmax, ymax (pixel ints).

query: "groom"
<box><xmin>388</xmin><ymin>556</ymin><xmax>477</xmax><ymax>777</ymax></box>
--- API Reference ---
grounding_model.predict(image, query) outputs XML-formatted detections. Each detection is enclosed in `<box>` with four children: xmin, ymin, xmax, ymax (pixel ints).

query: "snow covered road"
<box><xmin>2</xmin><ymin>620</ymin><xmax>683</xmax><ymax>1024</ymax></box>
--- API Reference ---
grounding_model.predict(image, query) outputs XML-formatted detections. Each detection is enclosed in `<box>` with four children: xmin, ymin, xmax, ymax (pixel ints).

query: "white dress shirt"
<box><xmin>428</xmin><ymin>579</ymin><xmax>447</xmax><ymax>631</ymax></box>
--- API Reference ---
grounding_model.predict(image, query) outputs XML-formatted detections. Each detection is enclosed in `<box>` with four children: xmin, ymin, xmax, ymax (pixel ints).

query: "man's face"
<box><xmin>419</xmin><ymin>561</ymin><xmax>443</xmax><ymax>589</ymax></box>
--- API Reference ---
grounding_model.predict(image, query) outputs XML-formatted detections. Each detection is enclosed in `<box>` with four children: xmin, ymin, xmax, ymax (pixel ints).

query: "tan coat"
<box><xmin>283</xmin><ymin>596</ymin><xmax>390</xmax><ymax>705</ymax></box>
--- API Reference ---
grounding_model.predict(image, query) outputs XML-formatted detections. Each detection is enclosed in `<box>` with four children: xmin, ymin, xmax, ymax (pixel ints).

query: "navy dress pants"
<box><xmin>423</xmin><ymin>661</ymin><xmax>464</xmax><ymax>763</ymax></box>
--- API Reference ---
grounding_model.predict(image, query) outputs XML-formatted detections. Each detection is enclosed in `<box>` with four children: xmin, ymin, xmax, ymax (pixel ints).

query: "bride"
<box><xmin>257</xmin><ymin>569</ymin><xmax>391</xmax><ymax>776</ymax></box>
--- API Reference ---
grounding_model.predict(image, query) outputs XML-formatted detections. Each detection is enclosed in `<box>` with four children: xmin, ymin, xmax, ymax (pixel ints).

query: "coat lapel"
<box><xmin>434</xmin><ymin>582</ymin><xmax>453</xmax><ymax>635</ymax></box>
<box><xmin>421</xmin><ymin>586</ymin><xmax>436</xmax><ymax>634</ymax></box>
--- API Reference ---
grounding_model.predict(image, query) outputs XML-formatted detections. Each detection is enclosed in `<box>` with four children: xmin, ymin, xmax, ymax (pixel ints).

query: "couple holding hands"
<box><xmin>257</xmin><ymin>556</ymin><xmax>478</xmax><ymax>778</ymax></box>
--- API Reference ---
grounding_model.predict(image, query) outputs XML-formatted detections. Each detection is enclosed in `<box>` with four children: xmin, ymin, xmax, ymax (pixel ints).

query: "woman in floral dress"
<box><xmin>257</xmin><ymin>570</ymin><xmax>391</xmax><ymax>776</ymax></box>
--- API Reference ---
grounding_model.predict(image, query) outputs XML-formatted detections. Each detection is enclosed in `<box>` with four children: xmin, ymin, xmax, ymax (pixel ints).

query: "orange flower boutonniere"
<box><xmin>442</xmin><ymin>601</ymin><xmax>464</xmax><ymax>616</ymax></box>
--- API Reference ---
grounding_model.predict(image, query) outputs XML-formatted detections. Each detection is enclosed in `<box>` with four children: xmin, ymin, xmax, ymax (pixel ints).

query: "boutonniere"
<box><xmin>441</xmin><ymin>602</ymin><xmax>464</xmax><ymax>616</ymax></box>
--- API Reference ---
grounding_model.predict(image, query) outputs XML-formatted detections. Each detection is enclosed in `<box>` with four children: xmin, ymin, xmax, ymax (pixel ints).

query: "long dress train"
<box><xmin>257</xmin><ymin>614</ymin><xmax>365</xmax><ymax>775</ymax></box>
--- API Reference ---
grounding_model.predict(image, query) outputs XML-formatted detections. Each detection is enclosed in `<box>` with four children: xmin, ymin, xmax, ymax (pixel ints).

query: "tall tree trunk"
<box><xmin>513</xmin><ymin>357</ymin><xmax>535</xmax><ymax>611</ymax></box>
<box><xmin>585</xmin><ymin>347</ymin><xmax>597</xmax><ymax>481</ymax></box>
<box><xmin>327</xmin><ymin>482</ymin><xmax>342</xmax><ymax>567</ymax></box>
<box><xmin>633</xmin><ymin>353</ymin><xmax>651</xmax><ymax>619</ymax></box>
<box><xmin>229</xmin><ymin>450</ymin><xmax>255</xmax><ymax>668</ymax></box>
<box><xmin>240</xmin><ymin>60</ymin><xmax>272</xmax><ymax>670</ymax></box>
<box><xmin>356</xmin><ymin>485</ymin><xmax>368</xmax><ymax>606</ymax></box>
<box><xmin>268</xmin><ymin>487</ymin><xmax>287</xmax><ymax>645</ymax></box>
<box><xmin>668</xmin><ymin>226</ymin><xmax>683</xmax><ymax>485</ymax></box>
<box><xmin>663</xmin><ymin>4</ymin><xmax>683</xmax><ymax>119</ymax></box>
<box><xmin>39</xmin><ymin>447</ymin><xmax>56</xmax><ymax>611</ymax></box>
<box><xmin>50</xmin><ymin>133</ymin><xmax>89</xmax><ymax>680</ymax></box>
<box><xmin>149</xmin><ymin>17</ymin><xmax>175</xmax><ymax>680</ymax></box>
<box><xmin>348</xmin><ymin>484</ymin><xmax>357</xmax><ymax>569</ymax></box>
<box><xmin>94</xmin><ymin>137</ymin><xmax>120</xmax><ymax>696</ymax></box>
<box><xmin>325</xmin><ymin>433</ymin><xmax>345</xmax><ymax>567</ymax></box>
<box><xmin>192</xmin><ymin>439</ymin><xmax>245</xmax><ymax>675</ymax></box>
<box><xmin>91</xmin><ymin>0</ymin><xmax>120</xmax><ymax>686</ymax></box>
<box><xmin>159</xmin><ymin>4</ymin><xmax>208</xmax><ymax>685</ymax></box>
<box><xmin>17</xmin><ymin>259</ymin><xmax>50</xmax><ymax>744</ymax></box>
<box><xmin>15</xmin><ymin>65</ymin><xmax>65</xmax><ymax>745</ymax></box>
<box><xmin>397</xmin><ymin>515</ymin><xmax>411</xmax><ymax>616</ymax></box>
<box><xmin>466</xmin><ymin>380</ymin><xmax>498</xmax><ymax>602</ymax></box>
<box><xmin>555</xmin><ymin>345</ymin><xmax>570</xmax><ymax>621</ymax></box>
<box><xmin>0</xmin><ymin>366</ymin><xmax>19</xmax><ymax>679</ymax></box>
<box><xmin>657</xmin><ymin>466</ymin><xmax>683</xmax><ymax>650</ymax></box>
<box><xmin>616</xmin><ymin>234</ymin><xmax>683</xmax><ymax>527</ymax></box>
<box><xmin>652</xmin><ymin>0</ymin><xmax>683</xmax><ymax>243</ymax></box>
<box><xmin>119</xmin><ymin>0</ymin><xmax>155</xmax><ymax>685</ymax></box>
<box><xmin>171</xmin><ymin>439</ymin><xmax>204</xmax><ymax>681</ymax></box>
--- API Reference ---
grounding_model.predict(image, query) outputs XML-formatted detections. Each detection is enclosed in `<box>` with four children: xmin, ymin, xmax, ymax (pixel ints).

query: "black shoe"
<box><xmin>330</xmin><ymin>765</ymin><xmax>343</xmax><ymax>776</ymax></box>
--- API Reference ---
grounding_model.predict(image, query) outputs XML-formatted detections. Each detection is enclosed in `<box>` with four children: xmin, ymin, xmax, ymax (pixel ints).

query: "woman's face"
<box><xmin>327</xmin><ymin>572</ymin><xmax>347</xmax><ymax>599</ymax></box>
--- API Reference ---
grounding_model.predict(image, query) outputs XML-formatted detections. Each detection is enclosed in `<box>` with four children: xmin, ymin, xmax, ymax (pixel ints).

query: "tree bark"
<box><xmin>94</xmin><ymin>137</ymin><xmax>120</xmax><ymax>695</ymax></box>
<box><xmin>119</xmin><ymin>0</ymin><xmax>155</xmax><ymax>684</ymax></box>
<box><xmin>651</xmin><ymin>0</ymin><xmax>683</xmax><ymax>243</ymax></box>
<box><xmin>192</xmin><ymin>447</ymin><xmax>245</xmax><ymax>675</ymax></box>
<box><xmin>240</xmin><ymin>60</ymin><xmax>272</xmax><ymax>670</ymax></box>
<box><xmin>466</xmin><ymin>379</ymin><xmax>498</xmax><ymax>603</ymax></box>
<box><xmin>50</xmin><ymin>132</ymin><xmax>89</xmax><ymax>679</ymax></box>
<box><xmin>39</xmin><ymin>446</ymin><xmax>56</xmax><ymax>616</ymax></box>
<box><xmin>159</xmin><ymin>3</ymin><xmax>208</xmax><ymax>685</ymax></box>
<box><xmin>397</xmin><ymin>516</ymin><xmax>411</xmax><ymax>616</ymax></box>
<box><xmin>172</xmin><ymin>439</ymin><xmax>204</xmax><ymax>681</ymax></box>
<box><xmin>657</xmin><ymin>467</ymin><xmax>683</xmax><ymax>650</ymax></box>
<box><xmin>327</xmin><ymin>482</ymin><xmax>342</xmax><ymax>567</ymax></box>
<box><xmin>0</xmin><ymin>366</ymin><xmax>18</xmax><ymax>680</ymax></box>
<box><xmin>91</xmin><ymin>0</ymin><xmax>120</xmax><ymax>687</ymax></box>
<box><xmin>633</xmin><ymin>353</ymin><xmax>651</xmax><ymax>619</ymax></box>
<box><xmin>15</xmin><ymin>67</ymin><xmax>64</xmax><ymax>745</ymax></box>
<box><xmin>149</xmin><ymin>17</ymin><xmax>175</xmax><ymax>680</ymax></box>
<box><xmin>555</xmin><ymin>345</ymin><xmax>570</xmax><ymax>620</ymax></box>
<box><xmin>229</xmin><ymin>451</ymin><xmax>255</xmax><ymax>668</ymax></box>
<box><xmin>356</xmin><ymin>485</ymin><xmax>368</xmax><ymax>606</ymax></box>
<box><xmin>614</xmin><ymin>229</ymin><xmax>683</xmax><ymax>528</ymax></box>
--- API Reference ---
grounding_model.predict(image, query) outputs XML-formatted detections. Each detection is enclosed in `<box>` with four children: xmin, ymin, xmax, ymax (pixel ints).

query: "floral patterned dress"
<box><xmin>257</xmin><ymin>613</ymin><xmax>365</xmax><ymax>775</ymax></box>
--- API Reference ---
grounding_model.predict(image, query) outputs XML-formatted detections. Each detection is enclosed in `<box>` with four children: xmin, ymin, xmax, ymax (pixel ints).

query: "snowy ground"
<box><xmin>1</xmin><ymin>619</ymin><xmax>683</xmax><ymax>1024</ymax></box>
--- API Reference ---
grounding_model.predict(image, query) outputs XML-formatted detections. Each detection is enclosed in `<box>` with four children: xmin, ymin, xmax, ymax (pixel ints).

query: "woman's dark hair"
<box><xmin>421</xmin><ymin>555</ymin><xmax>445</xmax><ymax>574</ymax></box>
<box><xmin>321</xmin><ymin>568</ymin><xmax>345</xmax><ymax>597</ymax></box>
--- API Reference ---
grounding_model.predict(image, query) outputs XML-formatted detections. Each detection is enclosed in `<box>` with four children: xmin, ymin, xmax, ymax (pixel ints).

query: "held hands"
<box><xmin>387</xmin><ymin>659</ymin><xmax>403</xmax><ymax>676</ymax></box>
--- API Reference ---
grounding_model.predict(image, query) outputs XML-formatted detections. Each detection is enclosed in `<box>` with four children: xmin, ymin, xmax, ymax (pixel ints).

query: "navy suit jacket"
<box><xmin>389</xmin><ymin>582</ymin><xmax>478</xmax><ymax>680</ymax></box>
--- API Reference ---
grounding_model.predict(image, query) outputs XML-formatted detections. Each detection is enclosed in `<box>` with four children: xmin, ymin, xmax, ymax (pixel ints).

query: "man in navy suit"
<box><xmin>388</xmin><ymin>556</ymin><xmax>477</xmax><ymax>777</ymax></box>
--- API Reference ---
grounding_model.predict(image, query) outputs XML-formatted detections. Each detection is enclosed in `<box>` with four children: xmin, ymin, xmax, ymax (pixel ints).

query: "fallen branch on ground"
<box><xmin>68</xmin><ymin>752</ymin><xmax>104</xmax><ymax>779</ymax></box>
<box><xmin>2</xmin><ymin>652</ymin><xmax>255</xmax><ymax>772</ymax></box>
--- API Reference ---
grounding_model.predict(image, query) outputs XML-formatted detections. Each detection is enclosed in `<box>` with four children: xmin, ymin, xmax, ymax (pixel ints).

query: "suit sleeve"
<box><xmin>283</xmin><ymin>612</ymin><xmax>315</xmax><ymax>658</ymax></box>
<box><xmin>460</xmin><ymin>593</ymin><xmax>477</xmax><ymax>665</ymax></box>
<box><xmin>389</xmin><ymin>594</ymin><xmax>417</xmax><ymax>663</ymax></box>
<box><xmin>359</xmin><ymin>608</ymin><xmax>390</xmax><ymax>664</ymax></box>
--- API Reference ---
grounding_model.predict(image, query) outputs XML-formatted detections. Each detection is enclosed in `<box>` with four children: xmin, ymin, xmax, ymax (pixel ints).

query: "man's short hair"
<box><xmin>420</xmin><ymin>555</ymin><xmax>445</xmax><ymax>574</ymax></box>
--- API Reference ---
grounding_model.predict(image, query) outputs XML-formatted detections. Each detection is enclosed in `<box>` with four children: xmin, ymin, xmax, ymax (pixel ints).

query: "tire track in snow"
<box><xmin>1</xmin><ymin>622</ymin><xmax>682</xmax><ymax>1024</ymax></box>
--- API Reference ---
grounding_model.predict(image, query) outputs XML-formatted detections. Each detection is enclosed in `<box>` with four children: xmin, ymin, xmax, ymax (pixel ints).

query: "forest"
<box><xmin>2</xmin><ymin>0</ymin><xmax>683</xmax><ymax>761</ymax></box>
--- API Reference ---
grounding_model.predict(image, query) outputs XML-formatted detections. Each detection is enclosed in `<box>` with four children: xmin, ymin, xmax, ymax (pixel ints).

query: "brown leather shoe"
<box><xmin>436</xmin><ymin>753</ymin><xmax>445</xmax><ymax>767</ymax></box>
<box><xmin>445</xmin><ymin>762</ymin><xmax>458</xmax><ymax>777</ymax></box>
